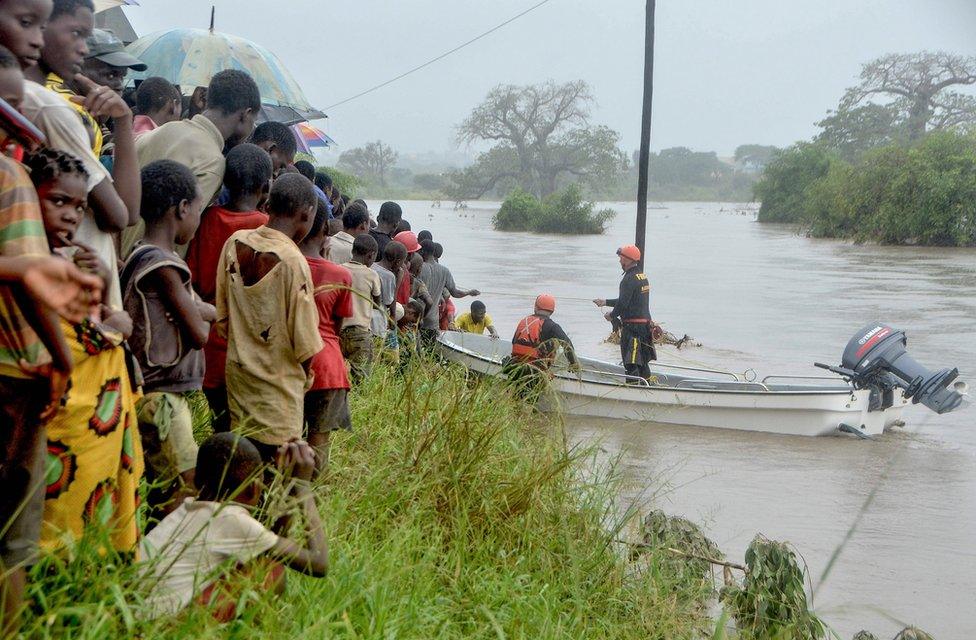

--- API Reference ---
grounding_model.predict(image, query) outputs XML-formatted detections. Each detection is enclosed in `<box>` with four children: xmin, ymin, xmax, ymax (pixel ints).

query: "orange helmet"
<box><xmin>617</xmin><ymin>244</ymin><xmax>641</xmax><ymax>262</ymax></box>
<box><xmin>535</xmin><ymin>294</ymin><xmax>556</xmax><ymax>313</ymax></box>
<box><xmin>394</xmin><ymin>231</ymin><xmax>421</xmax><ymax>253</ymax></box>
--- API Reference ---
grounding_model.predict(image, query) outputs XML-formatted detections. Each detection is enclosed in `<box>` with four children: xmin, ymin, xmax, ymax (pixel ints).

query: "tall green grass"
<box><xmin>19</xmin><ymin>358</ymin><xmax>713</xmax><ymax>639</ymax></box>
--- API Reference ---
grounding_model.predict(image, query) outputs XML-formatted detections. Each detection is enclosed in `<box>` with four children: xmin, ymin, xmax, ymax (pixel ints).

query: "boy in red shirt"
<box><xmin>298</xmin><ymin>200</ymin><xmax>353</xmax><ymax>476</ymax></box>
<box><xmin>185</xmin><ymin>143</ymin><xmax>272</xmax><ymax>431</ymax></box>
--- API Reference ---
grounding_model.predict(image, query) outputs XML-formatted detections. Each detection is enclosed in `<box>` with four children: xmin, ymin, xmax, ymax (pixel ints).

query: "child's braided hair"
<box><xmin>25</xmin><ymin>148</ymin><xmax>90</xmax><ymax>189</ymax></box>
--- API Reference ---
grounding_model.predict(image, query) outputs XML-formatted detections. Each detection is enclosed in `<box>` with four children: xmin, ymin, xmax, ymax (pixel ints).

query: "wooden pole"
<box><xmin>635</xmin><ymin>0</ymin><xmax>656</xmax><ymax>269</ymax></box>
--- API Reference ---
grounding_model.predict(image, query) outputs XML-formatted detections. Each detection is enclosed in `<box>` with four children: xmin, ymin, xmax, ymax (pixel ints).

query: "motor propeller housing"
<box><xmin>835</xmin><ymin>323</ymin><xmax>967</xmax><ymax>414</ymax></box>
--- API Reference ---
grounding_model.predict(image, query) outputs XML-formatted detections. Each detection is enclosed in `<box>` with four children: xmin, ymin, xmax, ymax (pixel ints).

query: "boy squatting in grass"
<box><xmin>185</xmin><ymin>143</ymin><xmax>273</xmax><ymax>433</ymax></box>
<box><xmin>122</xmin><ymin>160</ymin><xmax>215</xmax><ymax>525</ymax></box>
<box><xmin>138</xmin><ymin>433</ymin><xmax>328</xmax><ymax>620</ymax></box>
<box><xmin>216</xmin><ymin>173</ymin><xmax>323</xmax><ymax>462</ymax></box>
<box><xmin>297</xmin><ymin>197</ymin><xmax>354</xmax><ymax>476</ymax></box>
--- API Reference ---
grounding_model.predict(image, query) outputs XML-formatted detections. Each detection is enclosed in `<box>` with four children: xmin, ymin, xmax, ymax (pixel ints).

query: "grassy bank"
<box><xmin>22</xmin><ymin>359</ymin><xmax>713</xmax><ymax>639</ymax></box>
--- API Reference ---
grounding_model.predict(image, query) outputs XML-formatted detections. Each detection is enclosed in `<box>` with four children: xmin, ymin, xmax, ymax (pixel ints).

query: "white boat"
<box><xmin>436</xmin><ymin>331</ymin><xmax>910</xmax><ymax>437</ymax></box>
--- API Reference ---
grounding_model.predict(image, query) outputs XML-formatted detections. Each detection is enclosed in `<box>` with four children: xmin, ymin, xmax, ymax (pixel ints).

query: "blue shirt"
<box><xmin>313</xmin><ymin>185</ymin><xmax>333</xmax><ymax>218</ymax></box>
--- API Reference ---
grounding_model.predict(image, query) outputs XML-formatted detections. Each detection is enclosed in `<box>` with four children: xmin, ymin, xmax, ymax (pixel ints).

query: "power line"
<box><xmin>324</xmin><ymin>0</ymin><xmax>555</xmax><ymax>111</ymax></box>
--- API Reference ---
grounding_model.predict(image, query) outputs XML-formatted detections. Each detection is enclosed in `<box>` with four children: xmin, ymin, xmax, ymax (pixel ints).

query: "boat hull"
<box><xmin>436</xmin><ymin>332</ymin><xmax>906</xmax><ymax>438</ymax></box>
<box><xmin>541</xmin><ymin>378</ymin><xmax>889</xmax><ymax>437</ymax></box>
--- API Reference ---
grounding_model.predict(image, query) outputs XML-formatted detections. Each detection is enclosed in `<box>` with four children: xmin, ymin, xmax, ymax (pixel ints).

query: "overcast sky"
<box><xmin>125</xmin><ymin>0</ymin><xmax>976</xmax><ymax>158</ymax></box>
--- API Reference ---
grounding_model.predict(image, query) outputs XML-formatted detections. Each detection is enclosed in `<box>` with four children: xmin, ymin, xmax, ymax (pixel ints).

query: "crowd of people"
<box><xmin>0</xmin><ymin>0</ymin><xmax>521</xmax><ymax>630</ymax></box>
<box><xmin>0</xmin><ymin>0</ymin><xmax>671</xmax><ymax>629</ymax></box>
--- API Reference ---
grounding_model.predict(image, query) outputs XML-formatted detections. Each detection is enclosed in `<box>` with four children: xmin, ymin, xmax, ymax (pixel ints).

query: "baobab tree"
<box><xmin>838</xmin><ymin>51</ymin><xmax>976</xmax><ymax>141</ymax></box>
<box><xmin>449</xmin><ymin>80</ymin><xmax>626</xmax><ymax>200</ymax></box>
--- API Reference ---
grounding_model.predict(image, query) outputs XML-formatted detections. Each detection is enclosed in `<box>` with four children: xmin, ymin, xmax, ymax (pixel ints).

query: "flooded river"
<box><xmin>372</xmin><ymin>200</ymin><xmax>976</xmax><ymax>638</ymax></box>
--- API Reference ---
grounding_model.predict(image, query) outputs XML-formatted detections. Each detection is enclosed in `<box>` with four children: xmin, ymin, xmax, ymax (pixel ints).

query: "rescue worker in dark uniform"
<box><xmin>593</xmin><ymin>244</ymin><xmax>656</xmax><ymax>380</ymax></box>
<box><xmin>506</xmin><ymin>294</ymin><xmax>579</xmax><ymax>398</ymax></box>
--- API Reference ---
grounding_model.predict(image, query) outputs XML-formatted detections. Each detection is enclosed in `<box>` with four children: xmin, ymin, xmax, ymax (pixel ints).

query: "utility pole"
<box><xmin>635</xmin><ymin>0</ymin><xmax>655</xmax><ymax>269</ymax></box>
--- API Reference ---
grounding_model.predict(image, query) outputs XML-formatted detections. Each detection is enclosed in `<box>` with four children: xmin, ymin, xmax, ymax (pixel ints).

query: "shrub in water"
<box><xmin>494</xmin><ymin>185</ymin><xmax>616</xmax><ymax>234</ymax></box>
<box><xmin>636</xmin><ymin>510</ymin><xmax>723</xmax><ymax>589</ymax></box>
<box><xmin>720</xmin><ymin>534</ymin><xmax>826</xmax><ymax>640</ymax></box>
<box><xmin>493</xmin><ymin>187</ymin><xmax>543</xmax><ymax>231</ymax></box>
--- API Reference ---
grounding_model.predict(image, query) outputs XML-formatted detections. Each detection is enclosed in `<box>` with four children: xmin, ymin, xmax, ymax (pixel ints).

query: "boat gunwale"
<box><xmin>437</xmin><ymin>335</ymin><xmax>861</xmax><ymax>399</ymax></box>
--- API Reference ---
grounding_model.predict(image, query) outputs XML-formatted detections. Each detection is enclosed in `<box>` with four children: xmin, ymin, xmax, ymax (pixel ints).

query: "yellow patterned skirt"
<box><xmin>40</xmin><ymin>320</ymin><xmax>143</xmax><ymax>553</ymax></box>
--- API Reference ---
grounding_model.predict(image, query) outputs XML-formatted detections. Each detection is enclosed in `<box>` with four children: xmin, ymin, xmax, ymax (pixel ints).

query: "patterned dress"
<box><xmin>41</xmin><ymin>319</ymin><xmax>143</xmax><ymax>552</ymax></box>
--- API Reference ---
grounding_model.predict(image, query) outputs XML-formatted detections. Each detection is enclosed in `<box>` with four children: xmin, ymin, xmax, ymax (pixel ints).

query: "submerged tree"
<box><xmin>337</xmin><ymin>140</ymin><xmax>399</xmax><ymax>186</ymax></box>
<box><xmin>450</xmin><ymin>80</ymin><xmax>627</xmax><ymax>200</ymax></box>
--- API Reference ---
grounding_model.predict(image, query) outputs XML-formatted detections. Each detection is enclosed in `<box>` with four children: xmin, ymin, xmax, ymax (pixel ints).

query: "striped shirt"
<box><xmin>0</xmin><ymin>156</ymin><xmax>52</xmax><ymax>378</ymax></box>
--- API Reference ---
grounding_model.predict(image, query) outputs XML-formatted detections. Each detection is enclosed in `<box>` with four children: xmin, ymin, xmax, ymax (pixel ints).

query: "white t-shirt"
<box><xmin>138</xmin><ymin>499</ymin><xmax>278</xmax><ymax>618</ymax></box>
<box><xmin>326</xmin><ymin>231</ymin><xmax>355</xmax><ymax>266</ymax></box>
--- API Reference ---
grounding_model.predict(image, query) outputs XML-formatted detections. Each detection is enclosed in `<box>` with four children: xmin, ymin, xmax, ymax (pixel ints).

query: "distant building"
<box><xmin>736</xmin><ymin>155</ymin><xmax>767</xmax><ymax>174</ymax></box>
<box><xmin>720</xmin><ymin>154</ymin><xmax>767</xmax><ymax>175</ymax></box>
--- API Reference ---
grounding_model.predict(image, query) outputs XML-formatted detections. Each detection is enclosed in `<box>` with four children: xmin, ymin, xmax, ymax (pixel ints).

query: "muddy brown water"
<box><xmin>370</xmin><ymin>200</ymin><xmax>976</xmax><ymax>638</ymax></box>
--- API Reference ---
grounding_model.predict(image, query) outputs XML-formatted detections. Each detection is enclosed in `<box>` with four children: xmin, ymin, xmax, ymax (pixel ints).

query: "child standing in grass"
<box><xmin>370</xmin><ymin>240</ymin><xmax>406</xmax><ymax>349</ymax></box>
<box><xmin>26</xmin><ymin>148</ymin><xmax>144</xmax><ymax>554</ymax></box>
<box><xmin>216</xmin><ymin>174</ymin><xmax>322</xmax><ymax>461</ymax></box>
<box><xmin>185</xmin><ymin>143</ymin><xmax>272</xmax><ymax>432</ymax></box>
<box><xmin>138</xmin><ymin>433</ymin><xmax>328</xmax><ymax>620</ymax></box>
<box><xmin>298</xmin><ymin>204</ymin><xmax>353</xmax><ymax>475</ymax></box>
<box><xmin>122</xmin><ymin>160</ymin><xmax>211</xmax><ymax>524</ymax></box>
<box><xmin>0</xmin><ymin>47</ymin><xmax>97</xmax><ymax>626</ymax></box>
<box><xmin>340</xmin><ymin>234</ymin><xmax>381</xmax><ymax>384</ymax></box>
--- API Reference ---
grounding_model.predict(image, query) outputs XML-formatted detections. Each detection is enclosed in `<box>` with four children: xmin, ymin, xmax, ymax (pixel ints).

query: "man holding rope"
<box><xmin>593</xmin><ymin>244</ymin><xmax>656</xmax><ymax>381</ymax></box>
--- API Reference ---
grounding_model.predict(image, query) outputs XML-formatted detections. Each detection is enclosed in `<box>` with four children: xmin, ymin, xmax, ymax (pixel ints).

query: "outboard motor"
<box><xmin>816</xmin><ymin>323</ymin><xmax>968</xmax><ymax>414</ymax></box>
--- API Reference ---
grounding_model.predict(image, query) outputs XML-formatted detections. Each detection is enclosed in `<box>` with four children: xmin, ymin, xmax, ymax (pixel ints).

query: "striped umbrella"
<box><xmin>125</xmin><ymin>28</ymin><xmax>324</xmax><ymax>124</ymax></box>
<box><xmin>292</xmin><ymin>122</ymin><xmax>336</xmax><ymax>154</ymax></box>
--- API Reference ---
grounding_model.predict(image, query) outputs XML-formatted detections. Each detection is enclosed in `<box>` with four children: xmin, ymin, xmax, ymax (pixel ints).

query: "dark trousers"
<box><xmin>0</xmin><ymin>376</ymin><xmax>48</xmax><ymax>569</ymax></box>
<box><xmin>502</xmin><ymin>358</ymin><xmax>549</xmax><ymax>403</ymax></box>
<box><xmin>620</xmin><ymin>322</ymin><xmax>656</xmax><ymax>380</ymax></box>
<box><xmin>204</xmin><ymin>386</ymin><xmax>231</xmax><ymax>433</ymax></box>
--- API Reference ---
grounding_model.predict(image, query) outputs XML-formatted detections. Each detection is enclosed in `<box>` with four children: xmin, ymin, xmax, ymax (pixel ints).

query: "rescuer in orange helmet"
<box><xmin>509</xmin><ymin>294</ymin><xmax>579</xmax><ymax>372</ymax></box>
<box><xmin>592</xmin><ymin>244</ymin><xmax>656</xmax><ymax>381</ymax></box>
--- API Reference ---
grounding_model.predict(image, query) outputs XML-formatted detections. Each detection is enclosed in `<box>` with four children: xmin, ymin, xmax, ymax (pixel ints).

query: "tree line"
<box><xmin>331</xmin><ymin>80</ymin><xmax>771</xmax><ymax>204</ymax></box>
<box><xmin>756</xmin><ymin>51</ymin><xmax>976</xmax><ymax>247</ymax></box>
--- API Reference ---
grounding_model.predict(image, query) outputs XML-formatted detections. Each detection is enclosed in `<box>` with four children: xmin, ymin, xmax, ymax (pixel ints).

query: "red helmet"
<box><xmin>394</xmin><ymin>231</ymin><xmax>421</xmax><ymax>253</ymax></box>
<box><xmin>535</xmin><ymin>294</ymin><xmax>556</xmax><ymax>313</ymax></box>
<box><xmin>617</xmin><ymin>244</ymin><xmax>641</xmax><ymax>262</ymax></box>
